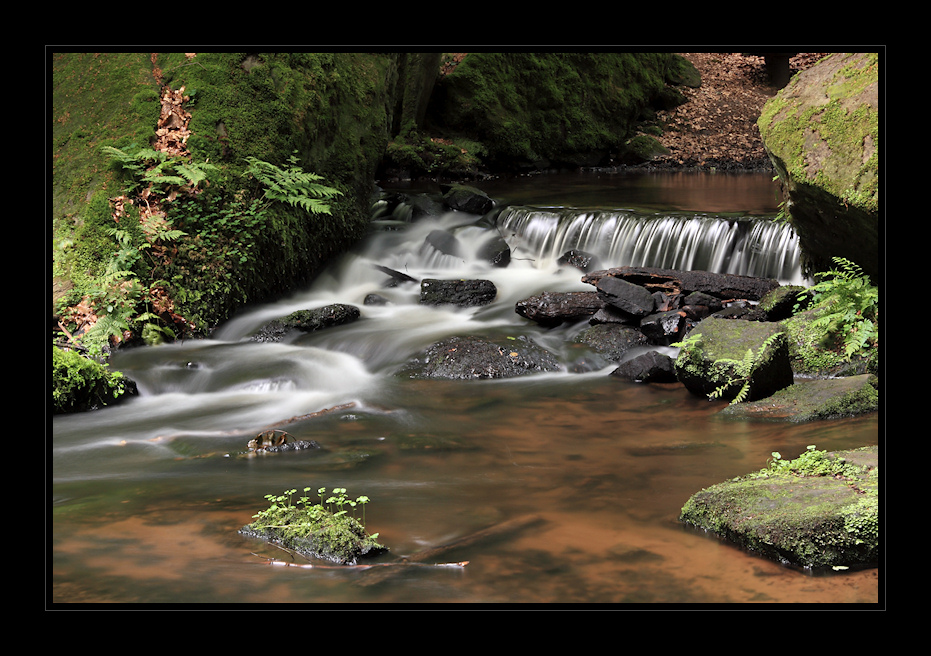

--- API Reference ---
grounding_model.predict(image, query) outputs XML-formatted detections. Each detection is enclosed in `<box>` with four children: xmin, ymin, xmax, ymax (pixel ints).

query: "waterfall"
<box><xmin>494</xmin><ymin>206</ymin><xmax>805</xmax><ymax>284</ymax></box>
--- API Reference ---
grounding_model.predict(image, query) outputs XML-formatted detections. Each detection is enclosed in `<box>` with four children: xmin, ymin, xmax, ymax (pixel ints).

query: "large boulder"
<box><xmin>674</xmin><ymin>317</ymin><xmax>794</xmax><ymax>402</ymax></box>
<box><xmin>757</xmin><ymin>53</ymin><xmax>879</xmax><ymax>283</ymax></box>
<box><xmin>680</xmin><ymin>445</ymin><xmax>878</xmax><ymax>570</ymax></box>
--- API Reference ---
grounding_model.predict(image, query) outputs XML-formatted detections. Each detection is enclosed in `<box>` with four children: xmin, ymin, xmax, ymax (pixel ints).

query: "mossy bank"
<box><xmin>52</xmin><ymin>52</ymin><xmax>689</xmax><ymax>351</ymax></box>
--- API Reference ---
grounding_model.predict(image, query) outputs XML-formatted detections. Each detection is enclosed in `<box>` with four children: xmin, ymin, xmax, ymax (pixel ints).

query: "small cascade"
<box><xmin>494</xmin><ymin>207</ymin><xmax>805</xmax><ymax>284</ymax></box>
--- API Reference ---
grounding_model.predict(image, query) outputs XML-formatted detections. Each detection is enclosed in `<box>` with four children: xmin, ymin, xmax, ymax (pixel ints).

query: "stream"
<box><xmin>51</xmin><ymin>171</ymin><xmax>880</xmax><ymax>605</ymax></box>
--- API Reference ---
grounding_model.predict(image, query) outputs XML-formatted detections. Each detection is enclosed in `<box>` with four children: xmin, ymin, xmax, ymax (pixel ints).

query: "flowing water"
<box><xmin>51</xmin><ymin>171</ymin><xmax>881</xmax><ymax>605</ymax></box>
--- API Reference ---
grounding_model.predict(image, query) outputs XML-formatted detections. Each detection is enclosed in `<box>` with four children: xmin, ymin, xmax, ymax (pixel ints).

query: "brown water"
<box><xmin>50</xmin><ymin>172</ymin><xmax>882</xmax><ymax>606</ymax></box>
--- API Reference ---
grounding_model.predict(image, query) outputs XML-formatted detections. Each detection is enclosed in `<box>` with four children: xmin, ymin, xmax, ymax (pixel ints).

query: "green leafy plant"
<box><xmin>794</xmin><ymin>257</ymin><xmax>878</xmax><ymax>359</ymax></box>
<box><xmin>252</xmin><ymin>486</ymin><xmax>378</xmax><ymax>536</ymax></box>
<box><xmin>102</xmin><ymin>145</ymin><xmax>217</xmax><ymax>194</ymax></box>
<box><xmin>245</xmin><ymin>151</ymin><xmax>341</xmax><ymax>215</ymax></box>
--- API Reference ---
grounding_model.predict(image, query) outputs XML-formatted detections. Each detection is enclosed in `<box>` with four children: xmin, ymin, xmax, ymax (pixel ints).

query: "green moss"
<box><xmin>757</xmin><ymin>53</ymin><xmax>878</xmax><ymax>215</ymax></box>
<box><xmin>53</xmin><ymin>52</ymin><xmax>397</xmax><ymax>336</ymax></box>
<box><xmin>52</xmin><ymin>346</ymin><xmax>134</xmax><ymax>413</ymax></box>
<box><xmin>431</xmin><ymin>53</ymin><xmax>674</xmax><ymax>167</ymax></box>
<box><xmin>681</xmin><ymin>446</ymin><xmax>878</xmax><ymax>568</ymax></box>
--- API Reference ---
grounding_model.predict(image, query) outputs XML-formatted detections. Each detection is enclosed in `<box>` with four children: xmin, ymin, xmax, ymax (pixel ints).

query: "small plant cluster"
<box><xmin>245</xmin><ymin>486</ymin><xmax>384</xmax><ymax>565</ymax></box>
<box><xmin>768</xmin><ymin>444</ymin><xmax>843</xmax><ymax>476</ymax></box>
<box><xmin>251</xmin><ymin>486</ymin><xmax>376</xmax><ymax>537</ymax></box>
<box><xmin>795</xmin><ymin>256</ymin><xmax>878</xmax><ymax>359</ymax></box>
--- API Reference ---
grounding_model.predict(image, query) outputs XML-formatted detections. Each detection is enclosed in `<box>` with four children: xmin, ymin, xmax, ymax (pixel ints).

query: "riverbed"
<box><xmin>50</xmin><ymin>171</ymin><xmax>881</xmax><ymax>605</ymax></box>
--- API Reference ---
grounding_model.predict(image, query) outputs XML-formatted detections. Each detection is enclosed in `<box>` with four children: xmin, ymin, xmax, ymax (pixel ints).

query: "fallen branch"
<box><xmin>252</xmin><ymin>554</ymin><xmax>468</xmax><ymax>570</ymax></box>
<box><xmin>357</xmin><ymin>514</ymin><xmax>545</xmax><ymax>586</ymax></box>
<box><xmin>150</xmin><ymin>402</ymin><xmax>357</xmax><ymax>444</ymax></box>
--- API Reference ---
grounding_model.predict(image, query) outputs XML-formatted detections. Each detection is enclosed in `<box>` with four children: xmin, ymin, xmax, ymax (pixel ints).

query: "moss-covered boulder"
<box><xmin>757</xmin><ymin>53</ymin><xmax>879</xmax><ymax>283</ymax></box>
<box><xmin>52</xmin><ymin>346</ymin><xmax>138</xmax><ymax>413</ymax></box>
<box><xmin>680</xmin><ymin>445</ymin><xmax>878</xmax><ymax>570</ymax></box>
<box><xmin>674</xmin><ymin>317</ymin><xmax>793</xmax><ymax>402</ymax></box>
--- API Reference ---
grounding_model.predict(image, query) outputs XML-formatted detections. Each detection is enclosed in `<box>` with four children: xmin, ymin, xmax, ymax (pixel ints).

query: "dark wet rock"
<box><xmin>711</xmin><ymin>304</ymin><xmax>767</xmax><ymax>321</ymax></box>
<box><xmin>589</xmin><ymin>304</ymin><xmax>636</xmax><ymax>325</ymax></box>
<box><xmin>364</xmin><ymin>293</ymin><xmax>390</xmax><ymax>306</ymax></box>
<box><xmin>252</xmin><ymin>304</ymin><xmax>361</xmax><ymax>342</ymax></box>
<box><xmin>583</xmin><ymin>266</ymin><xmax>780</xmax><ymax>302</ymax></box>
<box><xmin>401</xmin><ymin>335</ymin><xmax>561</xmax><ymax>379</ymax></box>
<box><xmin>424</xmin><ymin>229</ymin><xmax>464</xmax><ymax>258</ymax></box>
<box><xmin>254</xmin><ymin>439</ymin><xmax>322</xmax><ymax>453</ymax></box>
<box><xmin>420</xmin><ymin>278</ymin><xmax>497</xmax><ymax>307</ymax></box>
<box><xmin>680</xmin><ymin>445</ymin><xmax>878</xmax><ymax>570</ymax></box>
<box><xmin>515</xmin><ymin>291</ymin><xmax>604</xmax><ymax>327</ymax></box>
<box><xmin>683</xmin><ymin>291</ymin><xmax>723</xmax><ymax>312</ymax></box>
<box><xmin>639</xmin><ymin>309</ymin><xmax>688</xmax><ymax>344</ymax></box>
<box><xmin>595</xmin><ymin>275</ymin><xmax>656</xmax><ymax>317</ymax></box>
<box><xmin>611</xmin><ymin>350</ymin><xmax>678</xmax><ymax>383</ymax></box>
<box><xmin>574</xmin><ymin>323</ymin><xmax>651</xmax><ymax>361</ymax></box>
<box><xmin>442</xmin><ymin>184</ymin><xmax>495</xmax><ymax>215</ymax></box>
<box><xmin>558</xmin><ymin>249</ymin><xmax>600</xmax><ymax>272</ymax></box>
<box><xmin>478</xmin><ymin>235</ymin><xmax>512</xmax><ymax>267</ymax></box>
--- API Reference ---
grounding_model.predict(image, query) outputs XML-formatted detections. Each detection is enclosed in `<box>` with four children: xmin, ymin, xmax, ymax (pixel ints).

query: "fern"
<box><xmin>103</xmin><ymin>144</ymin><xmax>216</xmax><ymax>193</ymax></box>
<box><xmin>796</xmin><ymin>257</ymin><xmax>878</xmax><ymax>359</ymax></box>
<box><xmin>245</xmin><ymin>152</ymin><xmax>341</xmax><ymax>215</ymax></box>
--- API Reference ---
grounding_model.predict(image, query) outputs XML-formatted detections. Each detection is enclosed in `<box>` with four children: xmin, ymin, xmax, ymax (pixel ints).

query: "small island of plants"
<box><xmin>240</xmin><ymin>486</ymin><xmax>387</xmax><ymax>566</ymax></box>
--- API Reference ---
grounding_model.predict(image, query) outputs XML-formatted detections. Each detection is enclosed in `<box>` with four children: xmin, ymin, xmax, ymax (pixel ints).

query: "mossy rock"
<box><xmin>718</xmin><ymin>374</ymin><xmax>878</xmax><ymax>422</ymax></box>
<box><xmin>674</xmin><ymin>317</ymin><xmax>793</xmax><ymax>402</ymax></box>
<box><xmin>52</xmin><ymin>346</ymin><xmax>138</xmax><ymax>414</ymax></box>
<box><xmin>239</xmin><ymin>488</ymin><xmax>388</xmax><ymax>565</ymax></box>
<box><xmin>680</xmin><ymin>446</ymin><xmax>878</xmax><ymax>570</ymax></box>
<box><xmin>757</xmin><ymin>53</ymin><xmax>879</xmax><ymax>282</ymax></box>
<box><xmin>251</xmin><ymin>304</ymin><xmax>361</xmax><ymax>342</ymax></box>
<box><xmin>401</xmin><ymin>335</ymin><xmax>561</xmax><ymax>380</ymax></box>
<box><xmin>240</xmin><ymin>512</ymin><xmax>387</xmax><ymax>566</ymax></box>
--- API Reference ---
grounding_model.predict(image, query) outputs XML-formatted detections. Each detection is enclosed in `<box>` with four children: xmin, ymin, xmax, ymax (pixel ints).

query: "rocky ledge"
<box><xmin>680</xmin><ymin>445</ymin><xmax>878</xmax><ymax>571</ymax></box>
